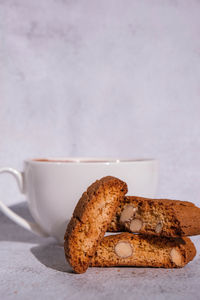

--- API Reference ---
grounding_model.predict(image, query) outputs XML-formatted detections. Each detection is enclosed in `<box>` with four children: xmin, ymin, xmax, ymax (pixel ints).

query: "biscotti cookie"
<box><xmin>108</xmin><ymin>196</ymin><xmax>200</xmax><ymax>237</ymax></box>
<box><xmin>64</xmin><ymin>176</ymin><xmax>128</xmax><ymax>273</ymax></box>
<box><xmin>90</xmin><ymin>233</ymin><xmax>196</xmax><ymax>268</ymax></box>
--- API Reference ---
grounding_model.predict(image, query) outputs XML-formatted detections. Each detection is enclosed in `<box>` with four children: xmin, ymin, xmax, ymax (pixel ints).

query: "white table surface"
<box><xmin>1</xmin><ymin>202</ymin><xmax>200</xmax><ymax>300</ymax></box>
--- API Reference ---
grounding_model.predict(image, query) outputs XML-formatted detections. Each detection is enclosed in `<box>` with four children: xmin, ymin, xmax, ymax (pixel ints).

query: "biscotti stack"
<box><xmin>64</xmin><ymin>176</ymin><xmax>198</xmax><ymax>273</ymax></box>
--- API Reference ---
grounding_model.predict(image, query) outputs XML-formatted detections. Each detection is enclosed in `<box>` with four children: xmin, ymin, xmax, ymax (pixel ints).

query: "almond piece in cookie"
<box><xmin>90</xmin><ymin>233</ymin><xmax>196</xmax><ymax>268</ymax></box>
<box><xmin>114</xmin><ymin>241</ymin><xmax>133</xmax><ymax>258</ymax></box>
<box><xmin>120</xmin><ymin>205</ymin><xmax>137</xmax><ymax>223</ymax></box>
<box><xmin>129</xmin><ymin>218</ymin><xmax>143</xmax><ymax>232</ymax></box>
<box><xmin>64</xmin><ymin>176</ymin><xmax>128</xmax><ymax>274</ymax></box>
<box><xmin>155</xmin><ymin>222</ymin><xmax>163</xmax><ymax>234</ymax></box>
<box><xmin>119</xmin><ymin>205</ymin><xmax>142</xmax><ymax>232</ymax></box>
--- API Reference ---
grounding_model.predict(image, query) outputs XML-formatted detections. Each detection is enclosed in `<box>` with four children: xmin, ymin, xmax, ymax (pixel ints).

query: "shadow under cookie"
<box><xmin>31</xmin><ymin>242</ymin><xmax>72</xmax><ymax>273</ymax></box>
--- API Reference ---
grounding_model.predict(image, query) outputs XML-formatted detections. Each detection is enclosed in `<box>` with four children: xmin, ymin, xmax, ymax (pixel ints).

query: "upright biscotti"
<box><xmin>108</xmin><ymin>196</ymin><xmax>200</xmax><ymax>237</ymax></box>
<box><xmin>90</xmin><ymin>233</ymin><xmax>196</xmax><ymax>268</ymax></box>
<box><xmin>64</xmin><ymin>176</ymin><xmax>128</xmax><ymax>273</ymax></box>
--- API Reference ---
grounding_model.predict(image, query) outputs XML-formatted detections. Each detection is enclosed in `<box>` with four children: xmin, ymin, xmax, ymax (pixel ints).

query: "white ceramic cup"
<box><xmin>0</xmin><ymin>158</ymin><xmax>158</xmax><ymax>243</ymax></box>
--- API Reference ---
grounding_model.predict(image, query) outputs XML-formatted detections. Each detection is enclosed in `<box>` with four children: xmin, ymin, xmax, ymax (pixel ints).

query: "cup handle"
<box><xmin>0</xmin><ymin>167</ymin><xmax>48</xmax><ymax>237</ymax></box>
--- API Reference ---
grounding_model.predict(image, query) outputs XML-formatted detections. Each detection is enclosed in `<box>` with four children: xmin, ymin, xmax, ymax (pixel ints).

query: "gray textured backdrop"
<box><xmin>0</xmin><ymin>0</ymin><xmax>200</xmax><ymax>206</ymax></box>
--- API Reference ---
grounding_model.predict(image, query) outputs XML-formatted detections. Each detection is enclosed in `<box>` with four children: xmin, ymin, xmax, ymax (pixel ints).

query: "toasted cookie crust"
<box><xmin>90</xmin><ymin>233</ymin><xmax>196</xmax><ymax>268</ymax></box>
<box><xmin>108</xmin><ymin>196</ymin><xmax>200</xmax><ymax>237</ymax></box>
<box><xmin>64</xmin><ymin>176</ymin><xmax>128</xmax><ymax>273</ymax></box>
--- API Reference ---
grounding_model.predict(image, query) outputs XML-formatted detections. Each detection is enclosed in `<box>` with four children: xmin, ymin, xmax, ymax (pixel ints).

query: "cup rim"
<box><xmin>26</xmin><ymin>157</ymin><xmax>158</xmax><ymax>164</ymax></box>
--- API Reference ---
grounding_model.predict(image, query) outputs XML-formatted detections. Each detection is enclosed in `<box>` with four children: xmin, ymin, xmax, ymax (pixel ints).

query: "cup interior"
<box><xmin>31</xmin><ymin>158</ymin><xmax>155</xmax><ymax>163</ymax></box>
